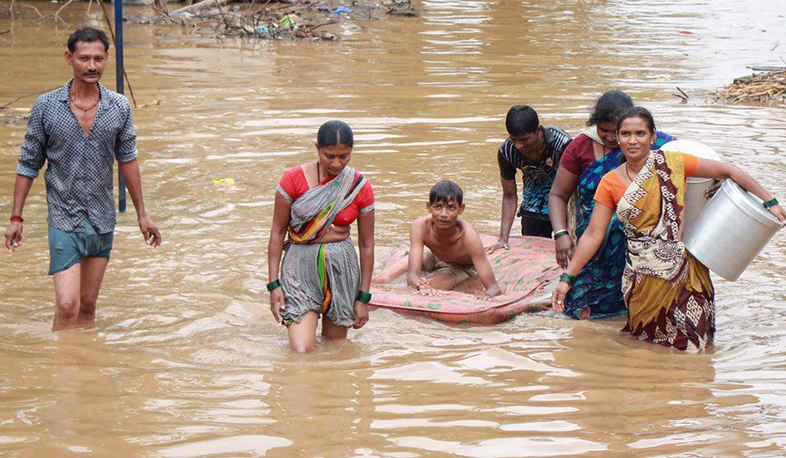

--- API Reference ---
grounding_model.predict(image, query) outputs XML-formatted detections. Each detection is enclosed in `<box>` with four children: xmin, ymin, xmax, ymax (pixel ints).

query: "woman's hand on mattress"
<box><xmin>555</xmin><ymin>236</ymin><xmax>575</xmax><ymax>269</ymax></box>
<box><xmin>485</xmin><ymin>239</ymin><xmax>509</xmax><ymax>254</ymax></box>
<box><xmin>270</xmin><ymin>288</ymin><xmax>286</xmax><ymax>323</ymax></box>
<box><xmin>552</xmin><ymin>282</ymin><xmax>570</xmax><ymax>313</ymax></box>
<box><xmin>351</xmin><ymin>301</ymin><xmax>369</xmax><ymax>329</ymax></box>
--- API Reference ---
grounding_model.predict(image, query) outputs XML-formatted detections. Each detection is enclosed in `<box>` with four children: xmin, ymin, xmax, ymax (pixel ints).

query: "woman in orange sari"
<box><xmin>553</xmin><ymin>107</ymin><xmax>786</xmax><ymax>351</ymax></box>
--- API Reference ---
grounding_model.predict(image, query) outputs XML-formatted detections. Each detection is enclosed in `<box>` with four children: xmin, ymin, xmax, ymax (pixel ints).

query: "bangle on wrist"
<box><xmin>266</xmin><ymin>279</ymin><xmax>281</xmax><ymax>291</ymax></box>
<box><xmin>10</xmin><ymin>215</ymin><xmax>23</xmax><ymax>223</ymax></box>
<box><xmin>553</xmin><ymin>229</ymin><xmax>568</xmax><ymax>240</ymax></box>
<box><xmin>356</xmin><ymin>290</ymin><xmax>372</xmax><ymax>303</ymax></box>
<box><xmin>763</xmin><ymin>198</ymin><xmax>779</xmax><ymax>210</ymax></box>
<box><xmin>559</xmin><ymin>272</ymin><xmax>576</xmax><ymax>286</ymax></box>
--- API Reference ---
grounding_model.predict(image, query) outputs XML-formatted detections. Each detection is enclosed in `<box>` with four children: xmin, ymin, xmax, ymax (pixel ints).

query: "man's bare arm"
<box><xmin>487</xmin><ymin>177</ymin><xmax>518</xmax><ymax>253</ymax></box>
<box><xmin>119</xmin><ymin>159</ymin><xmax>162</xmax><ymax>247</ymax></box>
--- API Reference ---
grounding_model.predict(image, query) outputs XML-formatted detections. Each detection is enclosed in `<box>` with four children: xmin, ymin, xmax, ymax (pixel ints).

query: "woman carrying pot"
<box><xmin>552</xmin><ymin>107</ymin><xmax>785</xmax><ymax>351</ymax></box>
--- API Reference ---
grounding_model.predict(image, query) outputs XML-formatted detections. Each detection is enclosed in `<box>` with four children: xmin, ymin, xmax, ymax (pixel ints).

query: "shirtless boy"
<box><xmin>374</xmin><ymin>181</ymin><xmax>503</xmax><ymax>298</ymax></box>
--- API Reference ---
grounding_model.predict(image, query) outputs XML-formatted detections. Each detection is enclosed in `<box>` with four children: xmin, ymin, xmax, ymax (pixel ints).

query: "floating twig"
<box><xmin>1</xmin><ymin>87</ymin><xmax>59</xmax><ymax>110</ymax></box>
<box><xmin>22</xmin><ymin>3</ymin><xmax>44</xmax><ymax>19</ymax></box>
<box><xmin>54</xmin><ymin>0</ymin><xmax>74</xmax><ymax>25</ymax></box>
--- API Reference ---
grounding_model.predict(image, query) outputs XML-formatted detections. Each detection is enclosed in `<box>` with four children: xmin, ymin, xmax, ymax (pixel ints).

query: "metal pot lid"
<box><xmin>720</xmin><ymin>179</ymin><xmax>784</xmax><ymax>230</ymax></box>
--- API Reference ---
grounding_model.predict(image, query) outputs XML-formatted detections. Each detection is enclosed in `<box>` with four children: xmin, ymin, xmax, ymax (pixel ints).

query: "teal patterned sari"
<box><xmin>563</xmin><ymin>130</ymin><xmax>674</xmax><ymax>319</ymax></box>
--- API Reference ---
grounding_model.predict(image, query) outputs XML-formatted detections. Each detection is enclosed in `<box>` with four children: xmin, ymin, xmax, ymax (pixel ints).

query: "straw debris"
<box><xmin>713</xmin><ymin>70</ymin><xmax>786</xmax><ymax>104</ymax></box>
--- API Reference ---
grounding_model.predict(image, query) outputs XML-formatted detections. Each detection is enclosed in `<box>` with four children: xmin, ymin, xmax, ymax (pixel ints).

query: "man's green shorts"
<box><xmin>48</xmin><ymin>219</ymin><xmax>114</xmax><ymax>275</ymax></box>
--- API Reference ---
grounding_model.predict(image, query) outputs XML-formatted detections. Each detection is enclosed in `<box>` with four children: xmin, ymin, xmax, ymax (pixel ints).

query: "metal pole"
<box><xmin>115</xmin><ymin>0</ymin><xmax>127</xmax><ymax>213</ymax></box>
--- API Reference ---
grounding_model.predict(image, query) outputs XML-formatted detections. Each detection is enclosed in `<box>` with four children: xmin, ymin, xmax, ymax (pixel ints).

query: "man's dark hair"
<box><xmin>67</xmin><ymin>27</ymin><xmax>110</xmax><ymax>54</ymax></box>
<box><xmin>429</xmin><ymin>180</ymin><xmax>463</xmax><ymax>206</ymax></box>
<box><xmin>505</xmin><ymin>105</ymin><xmax>539</xmax><ymax>137</ymax></box>
<box><xmin>587</xmin><ymin>90</ymin><xmax>634</xmax><ymax>126</ymax></box>
<box><xmin>316</xmin><ymin>120</ymin><xmax>354</xmax><ymax>148</ymax></box>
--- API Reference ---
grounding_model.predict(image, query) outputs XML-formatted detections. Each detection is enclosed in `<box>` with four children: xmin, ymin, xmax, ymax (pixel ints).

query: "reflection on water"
<box><xmin>1</xmin><ymin>0</ymin><xmax>786</xmax><ymax>455</ymax></box>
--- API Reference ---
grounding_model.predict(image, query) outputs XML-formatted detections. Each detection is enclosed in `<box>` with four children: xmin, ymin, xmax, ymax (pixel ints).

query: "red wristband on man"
<box><xmin>10</xmin><ymin>215</ymin><xmax>23</xmax><ymax>223</ymax></box>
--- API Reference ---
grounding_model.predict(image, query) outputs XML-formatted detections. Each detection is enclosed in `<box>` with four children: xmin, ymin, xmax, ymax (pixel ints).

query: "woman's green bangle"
<box><xmin>559</xmin><ymin>272</ymin><xmax>576</xmax><ymax>286</ymax></box>
<box><xmin>553</xmin><ymin>229</ymin><xmax>568</xmax><ymax>240</ymax></box>
<box><xmin>266</xmin><ymin>279</ymin><xmax>281</xmax><ymax>292</ymax></box>
<box><xmin>763</xmin><ymin>198</ymin><xmax>779</xmax><ymax>210</ymax></box>
<box><xmin>356</xmin><ymin>291</ymin><xmax>372</xmax><ymax>304</ymax></box>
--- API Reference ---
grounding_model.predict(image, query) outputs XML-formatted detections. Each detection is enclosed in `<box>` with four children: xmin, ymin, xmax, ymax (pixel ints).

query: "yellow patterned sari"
<box><xmin>616</xmin><ymin>150</ymin><xmax>714</xmax><ymax>352</ymax></box>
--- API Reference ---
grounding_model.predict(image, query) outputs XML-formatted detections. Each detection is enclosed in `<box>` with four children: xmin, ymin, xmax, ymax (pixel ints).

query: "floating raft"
<box><xmin>370</xmin><ymin>235</ymin><xmax>560</xmax><ymax>325</ymax></box>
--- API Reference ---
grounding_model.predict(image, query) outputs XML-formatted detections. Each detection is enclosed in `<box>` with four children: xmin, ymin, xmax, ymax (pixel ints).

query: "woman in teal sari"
<box><xmin>548</xmin><ymin>91</ymin><xmax>673</xmax><ymax>319</ymax></box>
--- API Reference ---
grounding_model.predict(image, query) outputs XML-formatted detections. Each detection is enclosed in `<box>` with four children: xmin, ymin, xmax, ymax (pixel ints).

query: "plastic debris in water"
<box><xmin>213</xmin><ymin>178</ymin><xmax>235</xmax><ymax>186</ymax></box>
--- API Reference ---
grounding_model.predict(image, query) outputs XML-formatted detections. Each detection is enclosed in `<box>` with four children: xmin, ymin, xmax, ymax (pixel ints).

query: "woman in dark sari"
<box><xmin>267</xmin><ymin>121</ymin><xmax>375</xmax><ymax>352</ymax></box>
<box><xmin>548</xmin><ymin>91</ymin><xmax>673</xmax><ymax>319</ymax></box>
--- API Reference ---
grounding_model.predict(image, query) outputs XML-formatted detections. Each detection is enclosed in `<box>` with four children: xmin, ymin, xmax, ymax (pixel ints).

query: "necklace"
<box><xmin>69</xmin><ymin>90</ymin><xmax>100</xmax><ymax>113</ymax></box>
<box><xmin>625</xmin><ymin>163</ymin><xmax>637</xmax><ymax>181</ymax></box>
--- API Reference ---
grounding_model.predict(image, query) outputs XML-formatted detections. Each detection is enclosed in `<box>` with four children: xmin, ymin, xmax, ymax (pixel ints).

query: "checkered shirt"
<box><xmin>497</xmin><ymin>126</ymin><xmax>572</xmax><ymax>220</ymax></box>
<box><xmin>16</xmin><ymin>79</ymin><xmax>138</xmax><ymax>234</ymax></box>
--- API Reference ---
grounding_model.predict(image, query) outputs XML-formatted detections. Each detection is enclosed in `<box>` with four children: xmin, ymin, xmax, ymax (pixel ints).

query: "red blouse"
<box><xmin>559</xmin><ymin>134</ymin><xmax>598</xmax><ymax>176</ymax></box>
<box><xmin>278</xmin><ymin>166</ymin><xmax>375</xmax><ymax>227</ymax></box>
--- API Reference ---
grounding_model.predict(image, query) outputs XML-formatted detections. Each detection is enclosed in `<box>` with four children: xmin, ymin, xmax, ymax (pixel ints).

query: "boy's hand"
<box><xmin>476</xmin><ymin>283</ymin><xmax>503</xmax><ymax>300</ymax></box>
<box><xmin>474</xmin><ymin>289</ymin><xmax>493</xmax><ymax>301</ymax></box>
<box><xmin>415</xmin><ymin>279</ymin><xmax>443</xmax><ymax>297</ymax></box>
<box><xmin>485</xmin><ymin>239</ymin><xmax>509</xmax><ymax>254</ymax></box>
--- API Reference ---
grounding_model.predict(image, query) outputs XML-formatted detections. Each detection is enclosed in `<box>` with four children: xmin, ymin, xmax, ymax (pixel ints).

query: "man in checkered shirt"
<box><xmin>4</xmin><ymin>27</ymin><xmax>162</xmax><ymax>331</ymax></box>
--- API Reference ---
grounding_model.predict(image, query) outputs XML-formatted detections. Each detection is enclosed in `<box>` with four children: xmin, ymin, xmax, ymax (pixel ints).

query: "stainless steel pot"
<box><xmin>684</xmin><ymin>179</ymin><xmax>783</xmax><ymax>280</ymax></box>
<box><xmin>661</xmin><ymin>140</ymin><xmax>720</xmax><ymax>233</ymax></box>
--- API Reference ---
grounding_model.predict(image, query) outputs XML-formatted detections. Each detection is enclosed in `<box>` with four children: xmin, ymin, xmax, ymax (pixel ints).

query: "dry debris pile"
<box><xmin>714</xmin><ymin>70</ymin><xmax>786</xmax><ymax>104</ymax></box>
<box><xmin>146</xmin><ymin>0</ymin><xmax>417</xmax><ymax>41</ymax></box>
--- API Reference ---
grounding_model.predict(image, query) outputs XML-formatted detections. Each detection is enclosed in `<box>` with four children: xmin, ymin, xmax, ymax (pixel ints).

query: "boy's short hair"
<box><xmin>429</xmin><ymin>180</ymin><xmax>463</xmax><ymax>206</ymax></box>
<box><xmin>505</xmin><ymin>105</ymin><xmax>539</xmax><ymax>137</ymax></box>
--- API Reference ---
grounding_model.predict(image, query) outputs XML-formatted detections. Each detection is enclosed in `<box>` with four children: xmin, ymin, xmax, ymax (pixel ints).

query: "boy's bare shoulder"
<box><xmin>457</xmin><ymin>219</ymin><xmax>481</xmax><ymax>240</ymax></box>
<box><xmin>455</xmin><ymin>220</ymin><xmax>484</xmax><ymax>251</ymax></box>
<box><xmin>412</xmin><ymin>215</ymin><xmax>431</xmax><ymax>227</ymax></box>
<box><xmin>410</xmin><ymin>215</ymin><xmax>431</xmax><ymax>234</ymax></box>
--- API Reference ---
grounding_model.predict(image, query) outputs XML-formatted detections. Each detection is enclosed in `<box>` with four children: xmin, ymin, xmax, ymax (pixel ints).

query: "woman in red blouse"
<box><xmin>267</xmin><ymin>121</ymin><xmax>375</xmax><ymax>352</ymax></box>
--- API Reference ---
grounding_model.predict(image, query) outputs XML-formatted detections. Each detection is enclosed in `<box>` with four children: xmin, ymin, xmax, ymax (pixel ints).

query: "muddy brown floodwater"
<box><xmin>1</xmin><ymin>0</ymin><xmax>786</xmax><ymax>456</ymax></box>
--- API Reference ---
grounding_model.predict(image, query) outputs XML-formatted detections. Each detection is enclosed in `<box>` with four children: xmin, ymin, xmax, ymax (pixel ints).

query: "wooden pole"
<box><xmin>114</xmin><ymin>0</ymin><xmax>127</xmax><ymax>213</ymax></box>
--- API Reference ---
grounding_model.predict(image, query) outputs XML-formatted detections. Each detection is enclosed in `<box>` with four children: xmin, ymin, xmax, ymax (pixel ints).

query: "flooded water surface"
<box><xmin>1</xmin><ymin>0</ymin><xmax>786</xmax><ymax>455</ymax></box>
